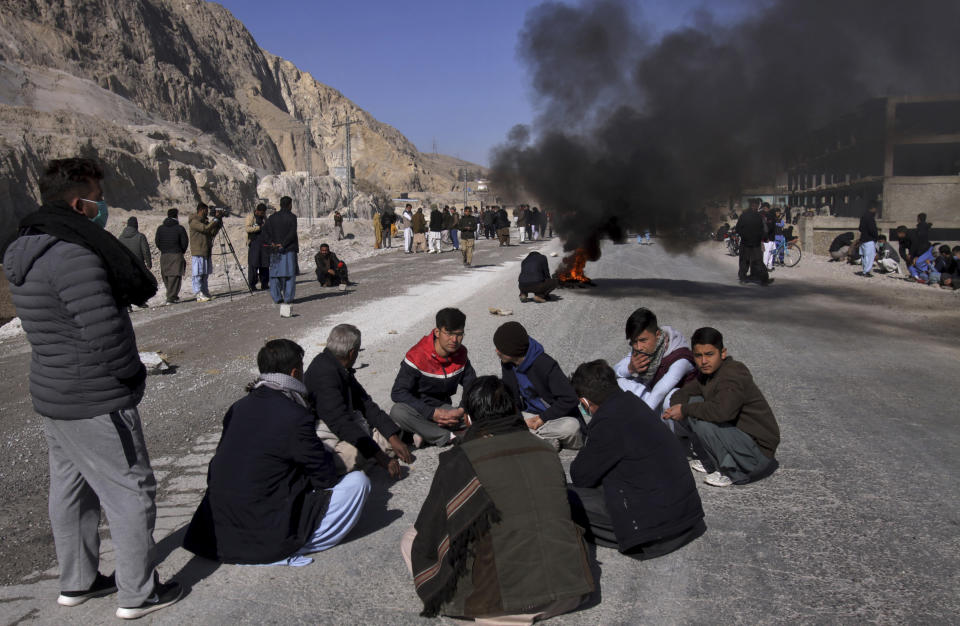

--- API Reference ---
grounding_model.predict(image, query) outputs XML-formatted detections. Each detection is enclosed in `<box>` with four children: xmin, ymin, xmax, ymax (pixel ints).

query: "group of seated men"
<box><xmin>182</xmin><ymin>307</ymin><xmax>781</xmax><ymax>623</ymax></box>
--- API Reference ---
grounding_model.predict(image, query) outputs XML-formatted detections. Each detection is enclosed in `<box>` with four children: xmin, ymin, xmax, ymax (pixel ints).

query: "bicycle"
<box><xmin>725</xmin><ymin>232</ymin><xmax>740</xmax><ymax>256</ymax></box>
<box><xmin>770</xmin><ymin>237</ymin><xmax>802</xmax><ymax>267</ymax></box>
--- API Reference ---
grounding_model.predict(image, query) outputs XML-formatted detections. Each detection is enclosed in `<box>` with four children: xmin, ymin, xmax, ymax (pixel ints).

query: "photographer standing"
<box><xmin>263</xmin><ymin>195</ymin><xmax>299</xmax><ymax>317</ymax></box>
<box><xmin>188</xmin><ymin>202</ymin><xmax>222</xmax><ymax>302</ymax></box>
<box><xmin>245</xmin><ymin>203</ymin><xmax>269</xmax><ymax>290</ymax></box>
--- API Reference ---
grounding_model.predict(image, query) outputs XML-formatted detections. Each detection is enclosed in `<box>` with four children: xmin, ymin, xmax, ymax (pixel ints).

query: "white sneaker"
<box><xmin>196</xmin><ymin>295</ymin><xmax>211</xmax><ymax>303</ymax></box>
<box><xmin>280</xmin><ymin>303</ymin><xmax>292</xmax><ymax>318</ymax></box>
<box><xmin>689</xmin><ymin>459</ymin><xmax>707</xmax><ymax>473</ymax></box>
<box><xmin>338</xmin><ymin>283</ymin><xmax>347</xmax><ymax>291</ymax></box>
<box><xmin>704</xmin><ymin>471</ymin><xmax>733</xmax><ymax>487</ymax></box>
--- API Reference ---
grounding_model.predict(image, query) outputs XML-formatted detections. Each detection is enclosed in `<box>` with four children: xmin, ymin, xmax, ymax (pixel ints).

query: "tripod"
<box><xmin>215</xmin><ymin>223</ymin><xmax>253</xmax><ymax>300</ymax></box>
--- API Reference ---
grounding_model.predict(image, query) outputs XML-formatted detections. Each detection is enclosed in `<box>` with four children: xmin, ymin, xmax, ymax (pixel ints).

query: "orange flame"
<box><xmin>556</xmin><ymin>248</ymin><xmax>591</xmax><ymax>283</ymax></box>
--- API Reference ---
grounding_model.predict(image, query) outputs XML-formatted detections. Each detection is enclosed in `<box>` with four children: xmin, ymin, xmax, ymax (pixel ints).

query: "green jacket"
<box><xmin>442</xmin><ymin>430</ymin><xmax>593</xmax><ymax>617</ymax></box>
<box><xmin>671</xmin><ymin>357</ymin><xmax>780</xmax><ymax>457</ymax></box>
<box><xmin>188</xmin><ymin>213</ymin><xmax>221</xmax><ymax>257</ymax></box>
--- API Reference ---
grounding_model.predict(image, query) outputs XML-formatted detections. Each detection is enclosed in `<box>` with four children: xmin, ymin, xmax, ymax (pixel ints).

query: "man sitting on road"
<box><xmin>875</xmin><ymin>234</ymin><xmax>901</xmax><ymax>274</ymax></box>
<box><xmin>402</xmin><ymin>376</ymin><xmax>594</xmax><ymax>621</ymax></box>
<box><xmin>613</xmin><ymin>308</ymin><xmax>696</xmax><ymax>424</ymax></box>
<box><xmin>518</xmin><ymin>250</ymin><xmax>558</xmax><ymax>302</ymax></box>
<box><xmin>907</xmin><ymin>243</ymin><xmax>940</xmax><ymax>284</ymax></box>
<box><xmin>493</xmin><ymin>322</ymin><xmax>584</xmax><ymax>450</ymax></box>
<box><xmin>940</xmin><ymin>246</ymin><xmax>960</xmax><ymax>289</ymax></box>
<box><xmin>568</xmin><ymin>360</ymin><xmax>706</xmax><ymax>559</ymax></box>
<box><xmin>829</xmin><ymin>232</ymin><xmax>855</xmax><ymax>262</ymax></box>
<box><xmin>390</xmin><ymin>308</ymin><xmax>477</xmax><ymax>447</ymax></box>
<box><xmin>663</xmin><ymin>327</ymin><xmax>781</xmax><ymax>488</ymax></box>
<box><xmin>183</xmin><ymin>339</ymin><xmax>370</xmax><ymax>566</ymax></box>
<box><xmin>315</xmin><ymin>243</ymin><xmax>348</xmax><ymax>290</ymax></box>
<box><xmin>304</xmin><ymin>324</ymin><xmax>414</xmax><ymax>479</ymax></box>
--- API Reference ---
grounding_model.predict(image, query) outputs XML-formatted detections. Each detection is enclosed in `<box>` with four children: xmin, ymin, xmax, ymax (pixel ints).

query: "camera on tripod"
<box><xmin>210</xmin><ymin>206</ymin><xmax>231</xmax><ymax>219</ymax></box>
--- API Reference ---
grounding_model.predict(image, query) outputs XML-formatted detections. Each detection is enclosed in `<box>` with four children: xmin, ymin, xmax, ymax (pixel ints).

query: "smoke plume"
<box><xmin>492</xmin><ymin>0</ymin><xmax>960</xmax><ymax>251</ymax></box>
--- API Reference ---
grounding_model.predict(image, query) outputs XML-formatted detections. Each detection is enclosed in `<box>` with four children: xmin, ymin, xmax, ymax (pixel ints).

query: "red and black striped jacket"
<box><xmin>391</xmin><ymin>333</ymin><xmax>477</xmax><ymax>418</ymax></box>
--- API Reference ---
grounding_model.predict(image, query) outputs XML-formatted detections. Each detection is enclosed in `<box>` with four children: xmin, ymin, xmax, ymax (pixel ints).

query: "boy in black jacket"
<box><xmin>568</xmin><ymin>360</ymin><xmax>705</xmax><ymax>559</ymax></box>
<box><xmin>493</xmin><ymin>322</ymin><xmax>583</xmax><ymax>450</ymax></box>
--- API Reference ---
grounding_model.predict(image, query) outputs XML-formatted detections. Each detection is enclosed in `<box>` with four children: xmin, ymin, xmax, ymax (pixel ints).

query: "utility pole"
<box><xmin>332</xmin><ymin>117</ymin><xmax>362</xmax><ymax>220</ymax></box>
<box><xmin>461</xmin><ymin>168</ymin><xmax>469</xmax><ymax>208</ymax></box>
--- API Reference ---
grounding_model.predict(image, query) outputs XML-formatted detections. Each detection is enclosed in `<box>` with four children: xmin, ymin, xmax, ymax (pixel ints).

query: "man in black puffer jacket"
<box><xmin>3</xmin><ymin>157</ymin><xmax>181</xmax><ymax>619</ymax></box>
<box><xmin>154</xmin><ymin>208</ymin><xmax>188</xmax><ymax>303</ymax></box>
<box><xmin>568</xmin><ymin>360</ymin><xmax>706</xmax><ymax>560</ymax></box>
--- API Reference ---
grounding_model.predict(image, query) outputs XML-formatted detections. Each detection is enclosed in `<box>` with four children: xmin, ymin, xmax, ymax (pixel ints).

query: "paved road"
<box><xmin>0</xmin><ymin>237</ymin><xmax>957</xmax><ymax>624</ymax></box>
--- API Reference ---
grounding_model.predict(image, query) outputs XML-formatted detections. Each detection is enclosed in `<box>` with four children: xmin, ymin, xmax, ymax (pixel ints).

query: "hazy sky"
<box><xmin>217</xmin><ymin>0</ymin><xmax>753</xmax><ymax>166</ymax></box>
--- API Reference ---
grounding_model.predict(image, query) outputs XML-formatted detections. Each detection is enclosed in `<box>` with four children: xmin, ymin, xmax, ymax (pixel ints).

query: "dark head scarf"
<box><xmin>19</xmin><ymin>203</ymin><xmax>158</xmax><ymax>307</ymax></box>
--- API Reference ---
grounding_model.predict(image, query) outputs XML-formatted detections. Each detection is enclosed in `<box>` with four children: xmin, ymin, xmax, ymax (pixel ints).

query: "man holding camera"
<box><xmin>188</xmin><ymin>202</ymin><xmax>222</xmax><ymax>302</ymax></box>
<box><xmin>390</xmin><ymin>308</ymin><xmax>477</xmax><ymax>447</ymax></box>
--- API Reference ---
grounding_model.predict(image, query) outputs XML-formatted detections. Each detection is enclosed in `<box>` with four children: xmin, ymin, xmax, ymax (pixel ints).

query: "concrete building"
<box><xmin>786</xmin><ymin>95</ymin><xmax>960</xmax><ymax>227</ymax></box>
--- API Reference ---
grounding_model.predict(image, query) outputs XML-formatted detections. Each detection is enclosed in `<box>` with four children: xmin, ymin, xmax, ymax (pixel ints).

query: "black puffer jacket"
<box><xmin>3</xmin><ymin>235</ymin><xmax>145</xmax><ymax>419</ymax></box>
<box><xmin>571</xmin><ymin>390</ymin><xmax>705</xmax><ymax>552</ymax></box>
<box><xmin>154</xmin><ymin>217</ymin><xmax>188</xmax><ymax>254</ymax></box>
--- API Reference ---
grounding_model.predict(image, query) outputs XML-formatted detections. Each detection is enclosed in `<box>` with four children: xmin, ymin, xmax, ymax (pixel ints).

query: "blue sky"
<box><xmin>217</xmin><ymin>1</ymin><xmax>753</xmax><ymax>166</ymax></box>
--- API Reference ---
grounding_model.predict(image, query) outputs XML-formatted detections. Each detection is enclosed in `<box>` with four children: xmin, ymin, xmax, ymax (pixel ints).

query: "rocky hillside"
<box><xmin>0</xmin><ymin>0</ymin><xmax>483</xmax><ymax>250</ymax></box>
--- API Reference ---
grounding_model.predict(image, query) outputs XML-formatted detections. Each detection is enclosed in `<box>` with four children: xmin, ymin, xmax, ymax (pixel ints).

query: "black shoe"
<box><xmin>519</xmin><ymin>293</ymin><xmax>529</xmax><ymax>303</ymax></box>
<box><xmin>58</xmin><ymin>572</ymin><xmax>117</xmax><ymax>607</ymax></box>
<box><xmin>863</xmin><ymin>272</ymin><xmax>873</xmax><ymax>278</ymax></box>
<box><xmin>761</xmin><ymin>278</ymin><xmax>775</xmax><ymax>286</ymax></box>
<box><xmin>115</xmin><ymin>581</ymin><xmax>183</xmax><ymax>620</ymax></box>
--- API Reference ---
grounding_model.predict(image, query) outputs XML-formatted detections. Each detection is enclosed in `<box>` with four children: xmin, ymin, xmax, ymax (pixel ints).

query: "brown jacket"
<box><xmin>189</xmin><ymin>213</ymin><xmax>222</xmax><ymax>257</ymax></box>
<box><xmin>671</xmin><ymin>357</ymin><xmax>780</xmax><ymax>457</ymax></box>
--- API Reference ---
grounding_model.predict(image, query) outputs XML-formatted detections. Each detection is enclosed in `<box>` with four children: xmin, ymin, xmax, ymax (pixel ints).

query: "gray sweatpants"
<box><xmin>522</xmin><ymin>412</ymin><xmax>584</xmax><ymax>450</ymax></box>
<box><xmin>389</xmin><ymin>402</ymin><xmax>457</xmax><ymax>446</ymax></box>
<box><xmin>43</xmin><ymin>409</ymin><xmax>158</xmax><ymax>606</ymax></box>
<box><xmin>687</xmin><ymin>417</ymin><xmax>772</xmax><ymax>484</ymax></box>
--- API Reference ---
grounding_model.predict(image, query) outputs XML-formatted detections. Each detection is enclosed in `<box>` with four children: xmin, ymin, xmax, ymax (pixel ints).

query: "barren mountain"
<box><xmin>0</xmin><ymin>0</ymin><xmax>484</xmax><ymax>250</ymax></box>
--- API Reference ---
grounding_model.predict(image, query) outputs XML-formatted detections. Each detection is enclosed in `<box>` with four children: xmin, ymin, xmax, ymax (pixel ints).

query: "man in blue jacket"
<box><xmin>493</xmin><ymin>322</ymin><xmax>583</xmax><ymax>450</ymax></box>
<box><xmin>3</xmin><ymin>158</ymin><xmax>180</xmax><ymax>619</ymax></box>
<box><xmin>568</xmin><ymin>360</ymin><xmax>706</xmax><ymax>559</ymax></box>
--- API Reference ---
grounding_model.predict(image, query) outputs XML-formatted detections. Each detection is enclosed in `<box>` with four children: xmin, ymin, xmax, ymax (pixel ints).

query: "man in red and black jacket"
<box><xmin>389</xmin><ymin>308</ymin><xmax>477</xmax><ymax>446</ymax></box>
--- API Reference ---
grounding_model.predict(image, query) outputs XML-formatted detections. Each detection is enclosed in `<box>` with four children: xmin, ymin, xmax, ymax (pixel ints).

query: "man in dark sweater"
<box><xmin>263</xmin><ymin>195</ymin><xmax>299</xmax><ymax>315</ymax></box>
<box><xmin>428</xmin><ymin>206</ymin><xmax>444</xmax><ymax>253</ymax></box>
<box><xmin>390</xmin><ymin>308</ymin><xmax>477</xmax><ymax>447</ymax></box>
<box><xmin>857</xmin><ymin>203</ymin><xmax>879</xmax><ymax>278</ymax></box>
<box><xmin>458</xmin><ymin>207</ymin><xmax>478</xmax><ymax>267</ymax></box>
<box><xmin>734</xmin><ymin>200</ymin><xmax>772</xmax><ymax>285</ymax></box>
<box><xmin>154</xmin><ymin>208</ymin><xmax>189</xmax><ymax>303</ymax></box>
<box><xmin>184</xmin><ymin>339</ymin><xmax>370</xmax><ymax>566</ymax></box>
<box><xmin>493</xmin><ymin>322</ymin><xmax>583</xmax><ymax>450</ymax></box>
<box><xmin>663</xmin><ymin>327</ymin><xmax>781</xmax><ymax>487</ymax></box>
<box><xmin>304</xmin><ymin>324</ymin><xmax>413</xmax><ymax>478</ymax></box>
<box><xmin>828</xmin><ymin>231</ymin><xmax>855</xmax><ymax>262</ymax></box>
<box><xmin>518</xmin><ymin>251</ymin><xmax>558</xmax><ymax>302</ymax></box>
<box><xmin>314</xmin><ymin>243</ymin><xmax>348</xmax><ymax>289</ymax></box>
<box><xmin>568</xmin><ymin>360</ymin><xmax>706</xmax><ymax>559</ymax></box>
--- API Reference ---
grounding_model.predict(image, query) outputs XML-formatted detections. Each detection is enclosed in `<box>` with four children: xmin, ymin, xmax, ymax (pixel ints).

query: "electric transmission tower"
<box><xmin>332</xmin><ymin>117</ymin><xmax>362</xmax><ymax>219</ymax></box>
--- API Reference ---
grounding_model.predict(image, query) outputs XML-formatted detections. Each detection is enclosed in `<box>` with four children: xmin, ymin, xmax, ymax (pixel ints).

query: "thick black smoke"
<box><xmin>492</xmin><ymin>0</ymin><xmax>960</xmax><ymax>252</ymax></box>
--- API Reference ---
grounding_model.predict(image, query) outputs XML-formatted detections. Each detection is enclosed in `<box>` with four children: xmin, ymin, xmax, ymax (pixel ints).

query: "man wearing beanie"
<box><xmin>494</xmin><ymin>322</ymin><xmax>584</xmax><ymax>450</ymax></box>
<box><xmin>154</xmin><ymin>208</ymin><xmax>188</xmax><ymax>304</ymax></box>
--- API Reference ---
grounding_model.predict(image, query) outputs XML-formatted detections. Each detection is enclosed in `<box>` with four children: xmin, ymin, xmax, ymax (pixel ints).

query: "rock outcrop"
<box><xmin>0</xmin><ymin>0</ymin><xmax>484</xmax><ymax>250</ymax></box>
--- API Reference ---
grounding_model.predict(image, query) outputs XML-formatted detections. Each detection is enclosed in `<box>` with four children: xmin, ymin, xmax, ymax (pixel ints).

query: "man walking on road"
<box><xmin>857</xmin><ymin>203</ymin><xmax>879</xmax><ymax>278</ymax></box>
<box><xmin>188</xmin><ymin>202</ymin><xmax>222</xmax><ymax>301</ymax></box>
<box><xmin>401</xmin><ymin>204</ymin><xmax>414</xmax><ymax>253</ymax></box>
<box><xmin>734</xmin><ymin>200</ymin><xmax>772</xmax><ymax>286</ymax></box>
<box><xmin>3</xmin><ymin>157</ymin><xmax>181</xmax><ymax>620</ymax></box>
<box><xmin>155</xmin><ymin>208</ymin><xmax>188</xmax><ymax>304</ymax></box>
<box><xmin>458</xmin><ymin>206</ymin><xmax>478</xmax><ymax>267</ymax></box>
<box><xmin>264</xmin><ymin>195</ymin><xmax>299</xmax><ymax>317</ymax></box>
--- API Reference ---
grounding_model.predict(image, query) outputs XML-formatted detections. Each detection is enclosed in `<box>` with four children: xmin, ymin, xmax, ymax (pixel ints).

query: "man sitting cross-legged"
<box><xmin>493</xmin><ymin>321</ymin><xmax>584</xmax><ymax>450</ymax></box>
<box><xmin>613</xmin><ymin>307</ymin><xmax>696</xmax><ymax>426</ymax></box>
<box><xmin>183</xmin><ymin>339</ymin><xmax>370</xmax><ymax>565</ymax></box>
<box><xmin>568</xmin><ymin>360</ymin><xmax>706</xmax><ymax>560</ymax></box>
<box><xmin>401</xmin><ymin>376</ymin><xmax>594</xmax><ymax>622</ymax></box>
<box><xmin>390</xmin><ymin>308</ymin><xmax>477</xmax><ymax>447</ymax></box>
<box><xmin>304</xmin><ymin>324</ymin><xmax>414</xmax><ymax>479</ymax></box>
<box><xmin>663</xmin><ymin>327</ymin><xmax>781</xmax><ymax>488</ymax></box>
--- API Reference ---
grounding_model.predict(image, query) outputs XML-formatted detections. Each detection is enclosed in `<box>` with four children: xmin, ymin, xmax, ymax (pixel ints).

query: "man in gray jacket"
<box><xmin>2</xmin><ymin>158</ymin><xmax>181</xmax><ymax>620</ymax></box>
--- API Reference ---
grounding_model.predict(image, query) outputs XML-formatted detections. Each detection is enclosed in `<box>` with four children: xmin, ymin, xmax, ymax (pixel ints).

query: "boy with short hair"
<box><xmin>663</xmin><ymin>327</ymin><xmax>780</xmax><ymax>487</ymax></box>
<box><xmin>875</xmin><ymin>234</ymin><xmax>901</xmax><ymax>274</ymax></box>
